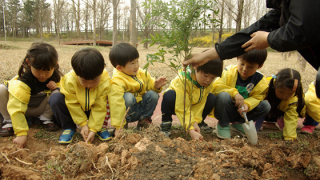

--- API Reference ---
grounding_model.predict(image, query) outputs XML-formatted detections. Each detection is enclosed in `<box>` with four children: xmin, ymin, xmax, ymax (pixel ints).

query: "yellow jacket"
<box><xmin>60</xmin><ymin>70</ymin><xmax>111</xmax><ymax>133</ymax></box>
<box><xmin>109</xmin><ymin>68</ymin><xmax>162</xmax><ymax>129</ymax></box>
<box><xmin>7</xmin><ymin>76</ymin><xmax>58</xmax><ymax>136</ymax></box>
<box><xmin>266</xmin><ymin>77</ymin><xmax>305</xmax><ymax>140</ymax></box>
<box><xmin>212</xmin><ymin>65</ymin><xmax>268</xmax><ymax>111</ymax></box>
<box><xmin>166</xmin><ymin>69</ymin><xmax>214</xmax><ymax>131</ymax></box>
<box><xmin>305</xmin><ymin>82</ymin><xmax>320</xmax><ymax>122</ymax></box>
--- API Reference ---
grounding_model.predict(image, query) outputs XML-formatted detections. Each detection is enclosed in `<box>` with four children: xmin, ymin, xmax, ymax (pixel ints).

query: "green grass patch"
<box><xmin>266</xmin><ymin>132</ymin><xmax>283</xmax><ymax>140</ymax></box>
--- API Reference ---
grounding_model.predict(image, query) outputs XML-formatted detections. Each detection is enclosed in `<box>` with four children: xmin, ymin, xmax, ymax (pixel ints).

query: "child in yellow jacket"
<box><xmin>108</xmin><ymin>43</ymin><xmax>167</xmax><ymax>136</ymax></box>
<box><xmin>300</xmin><ymin>82</ymin><xmax>318</xmax><ymax>134</ymax></box>
<box><xmin>49</xmin><ymin>48</ymin><xmax>112</xmax><ymax>144</ymax></box>
<box><xmin>212</xmin><ymin>49</ymin><xmax>270</xmax><ymax>139</ymax></box>
<box><xmin>256</xmin><ymin>68</ymin><xmax>305</xmax><ymax>140</ymax></box>
<box><xmin>160</xmin><ymin>59</ymin><xmax>223</xmax><ymax>140</ymax></box>
<box><xmin>0</xmin><ymin>42</ymin><xmax>61</xmax><ymax>148</ymax></box>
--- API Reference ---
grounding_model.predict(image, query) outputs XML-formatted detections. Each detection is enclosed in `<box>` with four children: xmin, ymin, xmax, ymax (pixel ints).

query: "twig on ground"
<box><xmin>120</xmin><ymin>107</ymin><xmax>130</xmax><ymax>130</ymax></box>
<box><xmin>1</xmin><ymin>151</ymin><xmax>10</xmax><ymax>163</ymax></box>
<box><xmin>9</xmin><ymin>148</ymin><xmax>29</xmax><ymax>155</ymax></box>
<box><xmin>187</xmin><ymin>170</ymin><xmax>194</xmax><ymax>178</ymax></box>
<box><xmin>92</xmin><ymin>162</ymin><xmax>100</xmax><ymax>173</ymax></box>
<box><xmin>216</xmin><ymin>150</ymin><xmax>236</xmax><ymax>154</ymax></box>
<box><xmin>105</xmin><ymin>156</ymin><xmax>114</xmax><ymax>176</ymax></box>
<box><xmin>15</xmin><ymin>157</ymin><xmax>32</xmax><ymax>165</ymax></box>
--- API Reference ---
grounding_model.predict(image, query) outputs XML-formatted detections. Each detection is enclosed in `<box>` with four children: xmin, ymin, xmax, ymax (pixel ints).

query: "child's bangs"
<box><xmin>31</xmin><ymin>53</ymin><xmax>57</xmax><ymax>71</ymax></box>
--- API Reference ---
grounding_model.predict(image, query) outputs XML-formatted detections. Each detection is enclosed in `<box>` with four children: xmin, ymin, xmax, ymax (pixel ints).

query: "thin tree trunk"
<box><xmin>130</xmin><ymin>0</ymin><xmax>137</xmax><ymax>46</ymax></box>
<box><xmin>218</xmin><ymin>0</ymin><xmax>224</xmax><ymax>43</ymax></box>
<box><xmin>112</xmin><ymin>0</ymin><xmax>118</xmax><ymax>46</ymax></box>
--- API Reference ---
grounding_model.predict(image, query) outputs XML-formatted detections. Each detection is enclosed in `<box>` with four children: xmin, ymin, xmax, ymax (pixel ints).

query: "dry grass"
<box><xmin>0</xmin><ymin>40</ymin><xmax>316</xmax><ymax>92</ymax></box>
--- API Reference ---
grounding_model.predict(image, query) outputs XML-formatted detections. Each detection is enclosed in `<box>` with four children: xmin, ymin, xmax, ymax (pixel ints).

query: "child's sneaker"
<box><xmin>97</xmin><ymin>128</ymin><xmax>112</xmax><ymax>141</ymax></box>
<box><xmin>275</xmin><ymin>117</ymin><xmax>284</xmax><ymax>131</ymax></box>
<box><xmin>59</xmin><ymin>129</ymin><xmax>76</xmax><ymax>144</ymax></box>
<box><xmin>40</xmin><ymin>120</ymin><xmax>59</xmax><ymax>131</ymax></box>
<box><xmin>0</xmin><ymin>121</ymin><xmax>14</xmax><ymax>137</ymax></box>
<box><xmin>230</xmin><ymin>123</ymin><xmax>245</xmax><ymax>136</ymax></box>
<box><xmin>137</xmin><ymin>117</ymin><xmax>152</xmax><ymax>130</ymax></box>
<box><xmin>301</xmin><ymin>125</ymin><xmax>316</xmax><ymax>134</ymax></box>
<box><xmin>216</xmin><ymin>123</ymin><xmax>231</xmax><ymax>139</ymax></box>
<box><xmin>199</xmin><ymin>122</ymin><xmax>214</xmax><ymax>133</ymax></box>
<box><xmin>160</xmin><ymin>122</ymin><xmax>172</xmax><ymax>137</ymax></box>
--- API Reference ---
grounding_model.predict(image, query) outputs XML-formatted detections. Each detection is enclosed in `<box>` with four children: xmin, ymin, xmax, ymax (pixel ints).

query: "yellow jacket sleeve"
<box><xmin>282</xmin><ymin>103</ymin><xmax>299</xmax><ymax>140</ymax></box>
<box><xmin>244</xmin><ymin>78</ymin><xmax>268</xmax><ymax>111</ymax></box>
<box><xmin>88</xmin><ymin>93</ymin><xmax>107</xmax><ymax>133</ymax></box>
<box><xmin>109</xmin><ymin>81</ymin><xmax>126</xmax><ymax>129</ymax></box>
<box><xmin>305</xmin><ymin>82</ymin><xmax>320</xmax><ymax>122</ymax></box>
<box><xmin>211</xmin><ymin>67</ymin><xmax>239</xmax><ymax>98</ymax></box>
<box><xmin>60</xmin><ymin>78</ymin><xmax>88</xmax><ymax>127</ymax></box>
<box><xmin>8</xmin><ymin>94</ymin><xmax>29</xmax><ymax>136</ymax></box>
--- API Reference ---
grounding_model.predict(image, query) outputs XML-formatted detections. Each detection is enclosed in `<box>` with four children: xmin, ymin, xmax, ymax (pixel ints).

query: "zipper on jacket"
<box><xmin>85</xmin><ymin>88</ymin><xmax>90</xmax><ymax>111</ymax></box>
<box><xmin>193</xmin><ymin>87</ymin><xmax>204</xmax><ymax>105</ymax></box>
<box><xmin>132</xmin><ymin>76</ymin><xmax>143</xmax><ymax>94</ymax></box>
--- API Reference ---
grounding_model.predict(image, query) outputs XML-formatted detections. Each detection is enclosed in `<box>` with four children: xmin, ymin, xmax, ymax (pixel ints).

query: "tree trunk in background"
<box><xmin>130</xmin><ymin>0</ymin><xmax>137</xmax><ymax>46</ymax></box>
<box><xmin>218</xmin><ymin>0</ymin><xmax>224</xmax><ymax>43</ymax></box>
<box><xmin>112</xmin><ymin>0</ymin><xmax>118</xmax><ymax>46</ymax></box>
<box><xmin>92</xmin><ymin>0</ymin><xmax>96</xmax><ymax>46</ymax></box>
<box><xmin>84</xmin><ymin>0</ymin><xmax>89</xmax><ymax>40</ymax></box>
<box><xmin>226</xmin><ymin>0</ymin><xmax>232</xmax><ymax>32</ymax></box>
<box><xmin>235</xmin><ymin>0</ymin><xmax>244</xmax><ymax>32</ymax></box>
<box><xmin>143</xmin><ymin>0</ymin><xmax>148</xmax><ymax>49</ymax></box>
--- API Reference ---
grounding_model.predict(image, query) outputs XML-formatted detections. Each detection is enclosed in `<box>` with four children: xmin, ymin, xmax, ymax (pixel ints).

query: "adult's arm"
<box><xmin>216</xmin><ymin>9</ymin><xmax>281</xmax><ymax>60</ymax></box>
<box><xmin>268</xmin><ymin>0</ymin><xmax>320</xmax><ymax>51</ymax></box>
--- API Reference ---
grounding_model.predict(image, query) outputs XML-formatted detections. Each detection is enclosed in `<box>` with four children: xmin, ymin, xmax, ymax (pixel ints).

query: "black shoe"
<box><xmin>199</xmin><ymin>123</ymin><xmax>214</xmax><ymax>133</ymax></box>
<box><xmin>160</xmin><ymin>122</ymin><xmax>172</xmax><ymax>137</ymax></box>
<box><xmin>40</xmin><ymin>120</ymin><xmax>59</xmax><ymax>131</ymax></box>
<box><xmin>137</xmin><ymin>118</ymin><xmax>152</xmax><ymax>130</ymax></box>
<box><xmin>0</xmin><ymin>122</ymin><xmax>14</xmax><ymax>137</ymax></box>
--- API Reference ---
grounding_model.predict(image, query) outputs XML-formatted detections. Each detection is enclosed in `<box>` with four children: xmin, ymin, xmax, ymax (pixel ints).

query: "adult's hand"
<box><xmin>183</xmin><ymin>48</ymin><xmax>219</xmax><ymax>69</ymax></box>
<box><xmin>242</xmin><ymin>31</ymin><xmax>270</xmax><ymax>52</ymax></box>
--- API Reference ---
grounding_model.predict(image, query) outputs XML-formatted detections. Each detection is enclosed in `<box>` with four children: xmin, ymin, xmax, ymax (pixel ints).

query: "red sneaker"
<box><xmin>301</xmin><ymin>125</ymin><xmax>316</xmax><ymax>134</ymax></box>
<box><xmin>275</xmin><ymin>117</ymin><xmax>284</xmax><ymax>131</ymax></box>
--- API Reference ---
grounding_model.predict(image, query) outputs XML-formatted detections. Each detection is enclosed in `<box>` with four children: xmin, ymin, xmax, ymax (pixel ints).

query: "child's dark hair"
<box><xmin>196</xmin><ymin>58</ymin><xmax>223</xmax><ymax>77</ymax></box>
<box><xmin>109</xmin><ymin>43</ymin><xmax>139</xmax><ymax>68</ymax></box>
<box><xmin>266</xmin><ymin>68</ymin><xmax>305</xmax><ymax>116</ymax></box>
<box><xmin>238</xmin><ymin>49</ymin><xmax>267</xmax><ymax>67</ymax></box>
<box><xmin>18</xmin><ymin>42</ymin><xmax>62</xmax><ymax>82</ymax></box>
<box><xmin>71</xmin><ymin>48</ymin><xmax>105</xmax><ymax>80</ymax></box>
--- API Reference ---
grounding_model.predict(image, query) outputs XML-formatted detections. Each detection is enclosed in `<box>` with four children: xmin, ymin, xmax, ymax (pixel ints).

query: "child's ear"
<box><xmin>257</xmin><ymin>64</ymin><xmax>263</xmax><ymax>69</ymax></box>
<box><xmin>116</xmin><ymin>65</ymin><xmax>123</xmax><ymax>71</ymax></box>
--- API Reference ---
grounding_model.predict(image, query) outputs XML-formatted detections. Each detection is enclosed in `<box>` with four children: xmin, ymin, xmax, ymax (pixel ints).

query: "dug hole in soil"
<box><xmin>1</xmin><ymin>94</ymin><xmax>320</xmax><ymax>180</ymax></box>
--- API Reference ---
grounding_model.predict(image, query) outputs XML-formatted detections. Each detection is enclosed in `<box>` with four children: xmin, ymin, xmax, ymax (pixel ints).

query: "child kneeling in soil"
<box><xmin>160</xmin><ymin>58</ymin><xmax>223</xmax><ymax>140</ymax></box>
<box><xmin>255</xmin><ymin>68</ymin><xmax>305</xmax><ymax>141</ymax></box>
<box><xmin>301</xmin><ymin>81</ymin><xmax>319</xmax><ymax>134</ymax></box>
<box><xmin>213</xmin><ymin>49</ymin><xmax>271</xmax><ymax>139</ymax></box>
<box><xmin>49</xmin><ymin>48</ymin><xmax>112</xmax><ymax>144</ymax></box>
<box><xmin>0</xmin><ymin>42</ymin><xmax>61</xmax><ymax>148</ymax></box>
<box><xmin>108</xmin><ymin>43</ymin><xmax>167</xmax><ymax>136</ymax></box>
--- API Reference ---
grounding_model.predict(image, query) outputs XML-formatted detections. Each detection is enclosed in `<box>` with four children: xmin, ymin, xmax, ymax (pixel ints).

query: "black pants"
<box><xmin>161</xmin><ymin>90</ymin><xmax>216</xmax><ymax>124</ymax></box>
<box><xmin>49</xmin><ymin>92</ymin><xmax>90</xmax><ymax>130</ymax></box>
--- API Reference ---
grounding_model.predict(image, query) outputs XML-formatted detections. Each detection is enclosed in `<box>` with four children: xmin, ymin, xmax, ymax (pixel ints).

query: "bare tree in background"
<box><xmin>243</xmin><ymin>0</ymin><xmax>253</xmax><ymax>28</ymax></box>
<box><xmin>218</xmin><ymin>0</ymin><xmax>224</xmax><ymax>43</ymax></box>
<box><xmin>54</xmin><ymin>0</ymin><xmax>64</xmax><ymax>45</ymax></box>
<box><xmin>129</xmin><ymin>0</ymin><xmax>137</xmax><ymax>46</ymax></box>
<box><xmin>225</xmin><ymin>0</ymin><xmax>244</xmax><ymax>32</ymax></box>
<box><xmin>98</xmin><ymin>0</ymin><xmax>112</xmax><ymax>40</ymax></box>
<box><xmin>112</xmin><ymin>0</ymin><xmax>120</xmax><ymax>46</ymax></box>
<box><xmin>71</xmin><ymin>0</ymin><xmax>80</xmax><ymax>37</ymax></box>
<box><xmin>84</xmin><ymin>0</ymin><xmax>89</xmax><ymax>40</ymax></box>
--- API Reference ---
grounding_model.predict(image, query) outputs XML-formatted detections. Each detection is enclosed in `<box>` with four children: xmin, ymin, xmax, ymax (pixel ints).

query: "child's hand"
<box><xmin>13</xmin><ymin>136</ymin><xmax>27</xmax><ymax>148</ymax></box>
<box><xmin>189</xmin><ymin>129</ymin><xmax>203</xmax><ymax>140</ymax></box>
<box><xmin>238</xmin><ymin>104</ymin><xmax>248</xmax><ymax>117</ymax></box>
<box><xmin>193</xmin><ymin>122</ymin><xmax>201</xmax><ymax>133</ymax></box>
<box><xmin>114</xmin><ymin>128</ymin><xmax>124</xmax><ymax>137</ymax></box>
<box><xmin>81</xmin><ymin>124</ymin><xmax>89</xmax><ymax>142</ymax></box>
<box><xmin>234</xmin><ymin>93</ymin><xmax>244</xmax><ymax>108</ymax></box>
<box><xmin>154</xmin><ymin>77</ymin><xmax>167</xmax><ymax>89</ymax></box>
<box><xmin>86</xmin><ymin>131</ymin><xmax>95</xmax><ymax>144</ymax></box>
<box><xmin>47</xmin><ymin>81</ymin><xmax>57</xmax><ymax>90</ymax></box>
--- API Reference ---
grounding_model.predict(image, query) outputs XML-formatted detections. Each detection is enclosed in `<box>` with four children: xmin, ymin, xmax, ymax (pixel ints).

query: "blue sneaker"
<box><xmin>59</xmin><ymin>129</ymin><xmax>76</xmax><ymax>144</ymax></box>
<box><xmin>97</xmin><ymin>128</ymin><xmax>112</xmax><ymax>141</ymax></box>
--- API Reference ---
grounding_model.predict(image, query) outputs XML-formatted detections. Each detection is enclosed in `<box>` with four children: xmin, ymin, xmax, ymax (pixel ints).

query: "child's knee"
<box><xmin>216</xmin><ymin>92</ymin><xmax>232</xmax><ymax>102</ymax></box>
<box><xmin>259</xmin><ymin>100</ymin><xmax>271</xmax><ymax>113</ymax></box>
<box><xmin>123</xmin><ymin>92</ymin><xmax>136</xmax><ymax>107</ymax></box>
<box><xmin>49</xmin><ymin>92</ymin><xmax>64</xmax><ymax>106</ymax></box>
<box><xmin>146</xmin><ymin>90</ymin><xmax>159</xmax><ymax>102</ymax></box>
